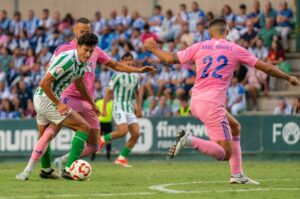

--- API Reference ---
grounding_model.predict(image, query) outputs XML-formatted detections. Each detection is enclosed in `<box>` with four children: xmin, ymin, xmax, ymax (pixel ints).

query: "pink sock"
<box><xmin>24</xmin><ymin>127</ymin><xmax>55</xmax><ymax>173</ymax></box>
<box><xmin>80</xmin><ymin>144</ymin><xmax>98</xmax><ymax>157</ymax></box>
<box><xmin>229</xmin><ymin>136</ymin><xmax>243</xmax><ymax>175</ymax></box>
<box><xmin>31</xmin><ymin>128</ymin><xmax>55</xmax><ymax>161</ymax></box>
<box><xmin>191</xmin><ymin>136</ymin><xmax>225</xmax><ymax>160</ymax></box>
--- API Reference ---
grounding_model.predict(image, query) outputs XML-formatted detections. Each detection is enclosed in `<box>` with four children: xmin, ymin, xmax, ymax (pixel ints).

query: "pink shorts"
<box><xmin>190</xmin><ymin>98</ymin><xmax>232</xmax><ymax>142</ymax></box>
<box><xmin>61</xmin><ymin>95</ymin><xmax>100</xmax><ymax>129</ymax></box>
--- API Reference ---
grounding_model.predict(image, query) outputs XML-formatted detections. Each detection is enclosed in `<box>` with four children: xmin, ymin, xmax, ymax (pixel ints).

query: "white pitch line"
<box><xmin>149</xmin><ymin>178</ymin><xmax>300</xmax><ymax>194</ymax></box>
<box><xmin>0</xmin><ymin>192</ymin><xmax>155</xmax><ymax>199</ymax></box>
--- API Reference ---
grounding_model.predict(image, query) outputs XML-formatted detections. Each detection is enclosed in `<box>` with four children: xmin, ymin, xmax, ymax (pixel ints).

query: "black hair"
<box><xmin>154</xmin><ymin>5</ymin><xmax>162</xmax><ymax>11</ymax></box>
<box><xmin>76</xmin><ymin>17</ymin><xmax>90</xmax><ymax>24</ymax></box>
<box><xmin>239</xmin><ymin>4</ymin><xmax>246</xmax><ymax>9</ymax></box>
<box><xmin>144</xmin><ymin>23</ymin><xmax>150</xmax><ymax>30</ymax></box>
<box><xmin>208</xmin><ymin>17</ymin><xmax>227</xmax><ymax>29</ymax></box>
<box><xmin>179</xmin><ymin>3</ymin><xmax>186</xmax><ymax>9</ymax></box>
<box><xmin>121</xmin><ymin>52</ymin><xmax>133</xmax><ymax>60</ymax></box>
<box><xmin>77</xmin><ymin>33</ymin><xmax>98</xmax><ymax>46</ymax></box>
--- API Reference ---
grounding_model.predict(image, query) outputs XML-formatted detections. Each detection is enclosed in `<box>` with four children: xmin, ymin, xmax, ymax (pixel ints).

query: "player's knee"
<box><xmin>223</xmin><ymin>151</ymin><xmax>232</xmax><ymax>161</ymax></box>
<box><xmin>80</xmin><ymin>123</ymin><xmax>91</xmax><ymax>134</ymax></box>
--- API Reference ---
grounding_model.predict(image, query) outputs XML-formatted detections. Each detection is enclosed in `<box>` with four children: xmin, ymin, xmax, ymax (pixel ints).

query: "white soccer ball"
<box><xmin>69</xmin><ymin>159</ymin><xmax>92</xmax><ymax>181</ymax></box>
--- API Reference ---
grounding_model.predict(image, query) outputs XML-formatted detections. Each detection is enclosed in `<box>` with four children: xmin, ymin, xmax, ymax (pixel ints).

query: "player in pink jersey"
<box><xmin>144</xmin><ymin>18</ymin><xmax>299</xmax><ymax>184</ymax></box>
<box><xmin>38</xmin><ymin>18</ymin><xmax>156</xmax><ymax>179</ymax></box>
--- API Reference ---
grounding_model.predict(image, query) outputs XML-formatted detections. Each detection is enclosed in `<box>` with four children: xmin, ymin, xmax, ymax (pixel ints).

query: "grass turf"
<box><xmin>0</xmin><ymin>161</ymin><xmax>299</xmax><ymax>199</ymax></box>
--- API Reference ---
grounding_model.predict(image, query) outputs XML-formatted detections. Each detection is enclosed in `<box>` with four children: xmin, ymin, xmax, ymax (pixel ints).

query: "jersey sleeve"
<box><xmin>176</xmin><ymin>43</ymin><xmax>201</xmax><ymax>64</ymax></box>
<box><xmin>236</xmin><ymin>45</ymin><xmax>259</xmax><ymax>68</ymax></box>
<box><xmin>108</xmin><ymin>73</ymin><xmax>119</xmax><ymax>89</ymax></box>
<box><xmin>96</xmin><ymin>47</ymin><xmax>111</xmax><ymax>65</ymax></box>
<box><xmin>47</xmin><ymin>53</ymin><xmax>73</xmax><ymax>80</ymax></box>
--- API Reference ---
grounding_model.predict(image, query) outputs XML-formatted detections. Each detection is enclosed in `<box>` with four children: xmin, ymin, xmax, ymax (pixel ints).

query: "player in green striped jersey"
<box><xmin>101</xmin><ymin>53</ymin><xmax>142</xmax><ymax>167</ymax></box>
<box><xmin>16</xmin><ymin>33</ymin><xmax>99</xmax><ymax>181</ymax></box>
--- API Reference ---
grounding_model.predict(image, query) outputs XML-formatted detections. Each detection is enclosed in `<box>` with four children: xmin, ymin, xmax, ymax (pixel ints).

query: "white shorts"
<box><xmin>33</xmin><ymin>95</ymin><xmax>71</xmax><ymax>125</ymax></box>
<box><xmin>113</xmin><ymin>109</ymin><xmax>137</xmax><ymax>125</ymax></box>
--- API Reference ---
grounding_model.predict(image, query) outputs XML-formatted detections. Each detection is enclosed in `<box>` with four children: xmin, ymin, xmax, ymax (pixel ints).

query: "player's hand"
<box><xmin>57</xmin><ymin>103</ymin><xmax>71</xmax><ymax>116</ymax></box>
<box><xmin>144</xmin><ymin>37</ymin><xmax>158</xmax><ymax>52</ymax></box>
<box><xmin>92</xmin><ymin>104</ymin><xmax>100</xmax><ymax>116</ymax></box>
<box><xmin>136</xmin><ymin>107</ymin><xmax>143</xmax><ymax>118</ymax></box>
<box><xmin>139</xmin><ymin>66</ymin><xmax>157</xmax><ymax>73</ymax></box>
<box><xmin>288</xmin><ymin>76</ymin><xmax>300</xmax><ymax>86</ymax></box>
<box><xmin>101</xmin><ymin>109</ymin><xmax>107</xmax><ymax>117</ymax></box>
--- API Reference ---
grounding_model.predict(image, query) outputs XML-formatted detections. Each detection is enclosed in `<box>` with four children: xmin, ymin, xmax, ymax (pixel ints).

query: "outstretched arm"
<box><xmin>255</xmin><ymin>60</ymin><xmax>299</xmax><ymax>86</ymax></box>
<box><xmin>144</xmin><ymin>37</ymin><xmax>180</xmax><ymax>64</ymax></box>
<box><xmin>106</xmin><ymin>60</ymin><xmax>156</xmax><ymax>73</ymax></box>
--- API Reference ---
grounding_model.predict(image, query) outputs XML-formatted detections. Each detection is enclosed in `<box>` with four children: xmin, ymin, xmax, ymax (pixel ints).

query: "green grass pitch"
<box><xmin>0</xmin><ymin>161</ymin><xmax>299</xmax><ymax>199</ymax></box>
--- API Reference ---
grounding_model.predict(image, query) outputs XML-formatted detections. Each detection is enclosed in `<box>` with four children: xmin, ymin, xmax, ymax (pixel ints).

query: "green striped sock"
<box><xmin>66</xmin><ymin>131</ymin><xmax>88</xmax><ymax>168</ymax></box>
<box><xmin>120</xmin><ymin>147</ymin><xmax>132</xmax><ymax>158</ymax></box>
<box><xmin>41</xmin><ymin>145</ymin><xmax>51</xmax><ymax>169</ymax></box>
<box><xmin>103</xmin><ymin>133</ymin><xmax>112</xmax><ymax>142</ymax></box>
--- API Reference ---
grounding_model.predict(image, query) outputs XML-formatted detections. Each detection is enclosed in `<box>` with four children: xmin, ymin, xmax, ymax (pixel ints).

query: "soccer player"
<box><xmin>40</xmin><ymin>17</ymin><xmax>155</xmax><ymax>176</ymax></box>
<box><xmin>16</xmin><ymin>33</ymin><xmax>99</xmax><ymax>180</ymax></box>
<box><xmin>144</xmin><ymin>18</ymin><xmax>299</xmax><ymax>184</ymax></box>
<box><xmin>100</xmin><ymin>52</ymin><xmax>142</xmax><ymax>167</ymax></box>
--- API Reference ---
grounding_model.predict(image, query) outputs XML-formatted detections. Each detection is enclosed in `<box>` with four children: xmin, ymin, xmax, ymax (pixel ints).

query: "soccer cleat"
<box><xmin>39</xmin><ymin>169</ymin><xmax>61</xmax><ymax>179</ymax></box>
<box><xmin>98</xmin><ymin>138</ymin><xmax>105</xmax><ymax>152</ymax></box>
<box><xmin>61</xmin><ymin>169</ymin><xmax>73</xmax><ymax>180</ymax></box>
<box><xmin>230</xmin><ymin>174</ymin><xmax>260</xmax><ymax>185</ymax></box>
<box><xmin>16</xmin><ymin>171</ymin><xmax>30</xmax><ymax>181</ymax></box>
<box><xmin>169</xmin><ymin>130</ymin><xmax>189</xmax><ymax>158</ymax></box>
<box><xmin>54</xmin><ymin>157</ymin><xmax>65</xmax><ymax>174</ymax></box>
<box><xmin>114</xmin><ymin>157</ymin><xmax>132</xmax><ymax>168</ymax></box>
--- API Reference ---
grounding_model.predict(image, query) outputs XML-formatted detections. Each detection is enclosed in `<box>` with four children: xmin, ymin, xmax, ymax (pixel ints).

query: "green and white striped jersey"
<box><xmin>108</xmin><ymin>72</ymin><xmax>139</xmax><ymax>113</ymax></box>
<box><xmin>35</xmin><ymin>49</ymin><xmax>86</xmax><ymax>98</ymax></box>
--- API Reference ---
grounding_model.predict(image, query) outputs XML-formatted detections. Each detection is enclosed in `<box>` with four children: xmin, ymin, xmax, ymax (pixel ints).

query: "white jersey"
<box><xmin>108</xmin><ymin>72</ymin><xmax>139</xmax><ymax>113</ymax></box>
<box><xmin>35</xmin><ymin>49</ymin><xmax>86</xmax><ymax>98</ymax></box>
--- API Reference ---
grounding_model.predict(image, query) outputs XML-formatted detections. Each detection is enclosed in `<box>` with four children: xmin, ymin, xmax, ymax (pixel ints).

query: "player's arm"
<box><xmin>255</xmin><ymin>60</ymin><xmax>299</xmax><ymax>86</ymax></box>
<box><xmin>74</xmin><ymin>77</ymin><xmax>100</xmax><ymax>116</ymax></box>
<box><xmin>39</xmin><ymin>73</ymin><xmax>69</xmax><ymax>116</ymax></box>
<box><xmin>102</xmin><ymin>88</ymin><xmax>113</xmax><ymax>117</ymax></box>
<box><xmin>106</xmin><ymin>60</ymin><xmax>157</xmax><ymax>73</ymax></box>
<box><xmin>135</xmin><ymin>89</ymin><xmax>142</xmax><ymax>118</ymax></box>
<box><xmin>144</xmin><ymin>37</ymin><xmax>180</xmax><ymax>64</ymax></box>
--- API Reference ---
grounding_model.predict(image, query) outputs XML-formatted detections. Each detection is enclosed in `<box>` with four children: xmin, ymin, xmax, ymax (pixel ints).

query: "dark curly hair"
<box><xmin>77</xmin><ymin>33</ymin><xmax>98</xmax><ymax>47</ymax></box>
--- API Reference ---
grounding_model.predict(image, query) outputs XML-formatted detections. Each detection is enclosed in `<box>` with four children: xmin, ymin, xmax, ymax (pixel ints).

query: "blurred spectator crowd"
<box><xmin>0</xmin><ymin>0</ymin><xmax>299</xmax><ymax>119</ymax></box>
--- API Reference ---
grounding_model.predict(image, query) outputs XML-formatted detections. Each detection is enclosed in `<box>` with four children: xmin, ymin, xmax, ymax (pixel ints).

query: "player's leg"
<box><xmin>227</xmin><ymin>112</ymin><xmax>259</xmax><ymax>184</ymax></box>
<box><xmin>16</xmin><ymin>120</ymin><xmax>59</xmax><ymax>180</ymax></box>
<box><xmin>169</xmin><ymin>100</ymin><xmax>231</xmax><ymax>161</ymax></box>
<box><xmin>38</xmin><ymin>124</ymin><xmax>62</xmax><ymax>179</ymax></box>
<box><xmin>100</xmin><ymin>122</ymin><xmax>112</xmax><ymax>161</ymax></box>
<box><xmin>115</xmin><ymin>119</ymin><xmax>140</xmax><ymax>167</ymax></box>
<box><xmin>60</xmin><ymin>111</ymin><xmax>91</xmax><ymax>173</ymax></box>
<box><xmin>56</xmin><ymin>106</ymin><xmax>100</xmax><ymax>166</ymax></box>
<box><xmin>100</xmin><ymin>109</ymin><xmax>128</xmax><ymax>146</ymax></box>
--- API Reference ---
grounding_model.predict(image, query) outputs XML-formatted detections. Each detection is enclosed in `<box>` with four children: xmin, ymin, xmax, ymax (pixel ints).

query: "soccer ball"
<box><xmin>69</xmin><ymin>159</ymin><xmax>92</xmax><ymax>180</ymax></box>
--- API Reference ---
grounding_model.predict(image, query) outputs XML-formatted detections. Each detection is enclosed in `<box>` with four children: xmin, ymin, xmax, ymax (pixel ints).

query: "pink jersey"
<box><xmin>53</xmin><ymin>40</ymin><xmax>111</xmax><ymax>99</ymax></box>
<box><xmin>177</xmin><ymin>38</ymin><xmax>258</xmax><ymax>105</ymax></box>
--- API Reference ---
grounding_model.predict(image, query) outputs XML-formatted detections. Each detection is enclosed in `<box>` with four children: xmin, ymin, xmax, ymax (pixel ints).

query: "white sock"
<box><xmin>185</xmin><ymin>134</ymin><xmax>193</xmax><ymax>147</ymax></box>
<box><xmin>24</xmin><ymin>159</ymin><xmax>37</xmax><ymax>173</ymax></box>
<box><xmin>42</xmin><ymin>167</ymin><xmax>52</xmax><ymax>172</ymax></box>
